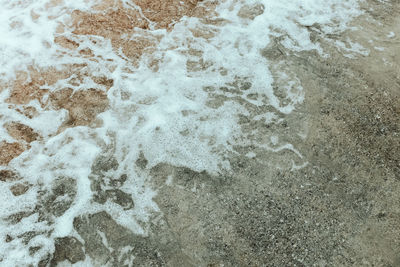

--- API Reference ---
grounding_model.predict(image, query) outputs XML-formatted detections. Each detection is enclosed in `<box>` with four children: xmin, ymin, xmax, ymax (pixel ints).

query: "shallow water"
<box><xmin>0</xmin><ymin>0</ymin><xmax>365</xmax><ymax>265</ymax></box>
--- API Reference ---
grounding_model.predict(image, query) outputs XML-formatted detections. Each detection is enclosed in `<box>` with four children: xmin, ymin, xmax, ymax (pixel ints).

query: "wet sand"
<box><xmin>1</xmin><ymin>0</ymin><xmax>399</xmax><ymax>266</ymax></box>
<box><xmin>138</xmin><ymin>1</ymin><xmax>400</xmax><ymax>265</ymax></box>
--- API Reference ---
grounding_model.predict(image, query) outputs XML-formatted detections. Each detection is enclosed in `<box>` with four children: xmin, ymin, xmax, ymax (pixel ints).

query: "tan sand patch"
<box><xmin>1</xmin><ymin>0</ymin><xmax>212</xmax><ymax>166</ymax></box>
<box><xmin>49</xmin><ymin>88</ymin><xmax>109</xmax><ymax>128</ymax></box>
<box><xmin>0</xmin><ymin>142</ymin><xmax>26</xmax><ymax>166</ymax></box>
<box><xmin>5</xmin><ymin>122</ymin><xmax>39</xmax><ymax>143</ymax></box>
<box><xmin>9</xmin><ymin>183</ymin><xmax>30</xmax><ymax>196</ymax></box>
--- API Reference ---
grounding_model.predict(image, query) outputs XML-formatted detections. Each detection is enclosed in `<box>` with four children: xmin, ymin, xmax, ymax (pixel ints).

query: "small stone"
<box><xmin>5</xmin><ymin>235</ymin><xmax>13</xmax><ymax>243</ymax></box>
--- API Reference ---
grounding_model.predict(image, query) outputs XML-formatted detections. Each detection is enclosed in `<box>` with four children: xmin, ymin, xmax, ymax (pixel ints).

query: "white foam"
<box><xmin>387</xmin><ymin>31</ymin><xmax>395</xmax><ymax>38</ymax></box>
<box><xmin>335</xmin><ymin>38</ymin><xmax>370</xmax><ymax>58</ymax></box>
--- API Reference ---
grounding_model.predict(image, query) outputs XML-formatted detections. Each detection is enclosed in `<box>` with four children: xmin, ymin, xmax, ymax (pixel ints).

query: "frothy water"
<box><xmin>0</xmin><ymin>0</ymin><xmax>362</xmax><ymax>265</ymax></box>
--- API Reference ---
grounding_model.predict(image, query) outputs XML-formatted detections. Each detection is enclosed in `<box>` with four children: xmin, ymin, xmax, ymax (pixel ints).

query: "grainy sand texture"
<box><xmin>0</xmin><ymin>0</ymin><xmax>399</xmax><ymax>266</ymax></box>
